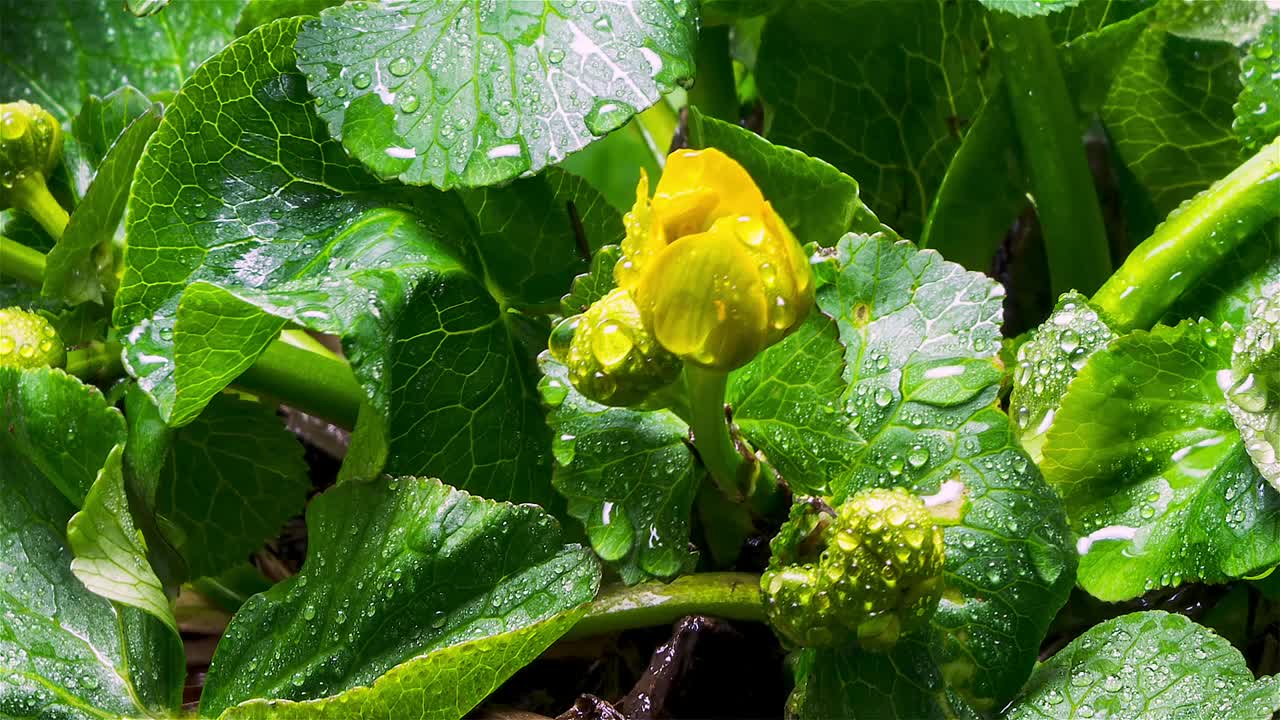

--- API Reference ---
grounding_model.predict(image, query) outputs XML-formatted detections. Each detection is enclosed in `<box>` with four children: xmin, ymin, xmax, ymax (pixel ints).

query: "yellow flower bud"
<box><xmin>0</xmin><ymin>307</ymin><xmax>65</xmax><ymax>369</ymax></box>
<box><xmin>0</xmin><ymin>101</ymin><xmax>61</xmax><ymax>200</ymax></box>
<box><xmin>617</xmin><ymin>148</ymin><xmax>813</xmax><ymax>371</ymax></box>
<box><xmin>558</xmin><ymin>288</ymin><xmax>682</xmax><ymax>407</ymax></box>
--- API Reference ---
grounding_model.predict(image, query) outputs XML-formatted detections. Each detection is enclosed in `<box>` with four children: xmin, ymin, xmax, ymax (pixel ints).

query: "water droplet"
<box><xmin>352</xmin><ymin>71</ymin><xmax>372</xmax><ymax>89</ymax></box>
<box><xmin>388</xmin><ymin>56</ymin><xmax>413</xmax><ymax>77</ymax></box>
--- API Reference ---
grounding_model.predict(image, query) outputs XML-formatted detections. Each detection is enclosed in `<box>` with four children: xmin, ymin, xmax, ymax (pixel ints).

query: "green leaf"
<box><xmin>0</xmin><ymin>366</ymin><xmax>125</xmax><ymax>506</ymax></box>
<box><xmin>557</xmin><ymin>120</ymin><xmax>662</xmax><ymax>212</ymax></box>
<box><xmin>728</xmin><ymin>312</ymin><xmax>861</xmax><ymax>496</ymax></box>
<box><xmin>459</xmin><ymin>168</ymin><xmax>622</xmax><ymax>309</ymax></box>
<box><xmin>44</xmin><ymin>101</ymin><xmax>162</xmax><ymax>304</ymax></box>
<box><xmin>235</xmin><ymin>0</ymin><xmax>342</xmax><ymax>36</ymax></box>
<box><xmin>1226</xmin><ymin>292</ymin><xmax>1280</xmax><ymax>492</ymax></box>
<box><xmin>0</xmin><ymin>0</ymin><xmax>242</xmax><ymax>121</ymax></box>
<box><xmin>1165</xmin><ymin>224</ymin><xmax>1280</xmax><ymax>328</ymax></box>
<box><xmin>813</xmin><ymin>234</ymin><xmax>1076</xmax><ymax>710</ymax></box>
<box><xmin>1102</xmin><ymin>27</ymin><xmax>1242</xmax><ymax>217</ymax></box>
<box><xmin>215</xmin><ymin>609</ymin><xmax>586</xmax><ymax>720</ymax></box>
<box><xmin>0</xmin><ymin>367</ymin><xmax>182</xmax><ymax>717</ymax></box>
<box><xmin>67</xmin><ymin>445</ymin><xmax>181</xmax><ymax>639</ymax></box>
<box><xmin>1235</xmin><ymin>13</ymin><xmax>1280</xmax><ymax>154</ymax></box>
<box><xmin>560</xmin><ymin>244</ymin><xmax>622</xmax><ymax>317</ymax></box>
<box><xmin>293</xmin><ymin>0</ymin><xmax>698</xmax><ymax>188</ymax></box>
<box><xmin>922</xmin><ymin>7</ymin><xmax>1153</xmax><ymax>268</ymax></box>
<box><xmin>156</xmin><ymin>394</ymin><xmax>310</xmax><ymax>580</ymax></box>
<box><xmin>199</xmin><ymin>477</ymin><xmax>600</xmax><ymax>717</ymax></box>
<box><xmin>686</xmin><ymin>108</ymin><xmax>887</xmax><ymax>247</ymax></box>
<box><xmin>115</xmin><ymin>19</ymin><xmax>556</xmax><ymax>507</ymax></box>
<box><xmin>539</xmin><ymin>354</ymin><xmax>700</xmax><ymax>584</ymax></box>
<box><xmin>1009</xmin><ymin>292</ymin><xmax>1117</xmax><ymax>463</ymax></box>
<box><xmin>789</xmin><ymin>638</ymin><xmax>975</xmax><ymax>720</ymax></box>
<box><xmin>1004</xmin><ymin>611</ymin><xmax>1280</xmax><ymax>720</ymax></box>
<box><xmin>1042</xmin><ymin>321</ymin><xmax>1280</xmax><ymax>601</ymax></box>
<box><xmin>756</xmin><ymin>0</ymin><xmax>996</xmax><ymax>239</ymax></box>
<box><xmin>979</xmin><ymin>0</ymin><xmax>1082</xmax><ymax>18</ymax></box>
<box><xmin>1154</xmin><ymin>0</ymin><xmax>1276</xmax><ymax>44</ymax></box>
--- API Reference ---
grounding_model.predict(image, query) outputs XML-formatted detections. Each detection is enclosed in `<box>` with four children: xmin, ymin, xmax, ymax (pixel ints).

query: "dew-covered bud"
<box><xmin>616</xmin><ymin>149</ymin><xmax>813</xmax><ymax>371</ymax></box>
<box><xmin>761</xmin><ymin>488</ymin><xmax>946</xmax><ymax>650</ymax></box>
<box><xmin>556</xmin><ymin>288</ymin><xmax>682</xmax><ymax>407</ymax></box>
<box><xmin>0</xmin><ymin>307</ymin><xmax>65</xmax><ymax>369</ymax></box>
<box><xmin>0</xmin><ymin>101</ymin><xmax>61</xmax><ymax>205</ymax></box>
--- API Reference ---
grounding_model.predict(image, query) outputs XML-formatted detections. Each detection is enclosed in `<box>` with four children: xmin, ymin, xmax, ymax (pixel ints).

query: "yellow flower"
<box><xmin>616</xmin><ymin>148</ymin><xmax>814</xmax><ymax>371</ymax></box>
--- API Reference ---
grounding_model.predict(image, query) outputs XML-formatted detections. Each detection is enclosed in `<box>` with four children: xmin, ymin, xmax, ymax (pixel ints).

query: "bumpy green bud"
<box><xmin>761</xmin><ymin>488</ymin><xmax>945</xmax><ymax>650</ymax></box>
<box><xmin>555</xmin><ymin>288</ymin><xmax>682</xmax><ymax>407</ymax></box>
<box><xmin>0</xmin><ymin>307</ymin><xmax>65</xmax><ymax>369</ymax></box>
<box><xmin>0</xmin><ymin>101</ymin><xmax>61</xmax><ymax>201</ymax></box>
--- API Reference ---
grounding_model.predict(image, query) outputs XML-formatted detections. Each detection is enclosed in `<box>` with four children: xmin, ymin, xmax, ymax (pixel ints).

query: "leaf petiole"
<box><xmin>563</xmin><ymin>572</ymin><xmax>765</xmax><ymax>640</ymax></box>
<box><xmin>1091</xmin><ymin>135</ymin><xmax>1280</xmax><ymax>332</ymax></box>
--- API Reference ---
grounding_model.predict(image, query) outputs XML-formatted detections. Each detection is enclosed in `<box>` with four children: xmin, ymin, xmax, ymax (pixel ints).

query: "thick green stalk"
<box><xmin>1092</xmin><ymin>135</ymin><xmax>1280</xmax><ymax>332</ymax></box>
<box><xmin>235</xmin><ymin>339</ymin><xmax>362</xmax><ymax>429</ymax></box>
<box><xmin>991</xmin><ymin>12</ymin><xmax>1112</xmax><ymax>296</ymax></box>
<box><xmin>564</xmin><ymin>572</ymin><xmax>764</xmax><ymax>640</ymax></box>
<box><xmin>8</xmin><ymin>174</ymin><xmax>70</xmax><ymax>240</ymax></box>
<box><xmin>684</xmin><ymin>364</ymin><xmax>746</xmax><ymax>500</ymax></box>
<box><xmin>688</xmin><ymin>26</ymin><xmax>739</xmax><ymax>123</ymax></box>
<box><xmin>0</xmin><ymin>233</ymin><xmax>46</xmax><ymax>286</ymax></box>
<box><xmin>65</xmin><ymin>339</ymin><xmax>123</xmax><ymax>380</ymax></box>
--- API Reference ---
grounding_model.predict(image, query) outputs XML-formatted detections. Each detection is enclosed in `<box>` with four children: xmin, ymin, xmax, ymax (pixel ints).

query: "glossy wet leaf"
<box><xmin>1235</xmin><ymin>13</ymin><xmax>1280</xmax><ymax>154</ymax></box>
<box><xmin>0</xmin><ymin>0</ymin><xmax>241</xmax><ymax>121</ymax></box>
<box><xmin>44</xmin><ymin>101</ymin><xmax>162</xmax><ymax>305</ymax></box>
<box><xmin>1102</xmin><ymin>27</ymin><xmax>1242</xmax><ymax>216</ymax></box>
<box><xmin>155</xmin><ymin>394</ymin><xmax>310</xmax><ymax>580</ymax></box>
<box><xmin>686</xmin><ymin>108</ymin><xmax>887</xmax><ymax>248</ymax></box>
<box><xmin>217</xmin><ymin>606</ymin><xmax>585</xmax><ymax>720</ymax></box>
<box><xmin>1004</xmin><ymin>611</ymin><xmax>1280</xmax><ymax>720</ymax></box>
<box><xmin>0</xmin><ymin>366</ymin><xmax>125</xmax><ymax>506</ymax></box>
<box><xmin>235</xmin><ymin>0</ymin><xmax>343</xmax><ymax>36</ymax></box>
<box><xmin>1042</xmin><ymin>321</ymin><xmax>1280</xmax><ymax>601</ymax></box>
<box><xmin>1009</xmin><ymin>292</ymin><xmax>1116</xmax><ymax>463</ymax></box>
<box><xmin>756</xmin><ymin>0</ymin><xmax>996</xmax><ymax>239</ymax></box>
<box><xmin>294</xmin><ymin>0</ymin><xmax>698</xmax><ymax>188</ymax></box>
<box><xmin>728</xmin><ymin>312</ymin><xmax>860</xmax><ymax>496</ymax></box>
<box><xmin>561</xmin><ymin>244</ymin><xmax>622</xmax><ymax>317</ymax></box>
<box><xmin>199</xmin><ymin>477</ymin><xmax>600</xmax><ymax>717</ymax></box>
<box><xmin>540</xmin><ymin>354</ymin><xmax>700</xmax><ymax>584</ymax></box>
<box><xmin>115</xmin><ymin>19</ymin><xmax>555</xmax><ymax>507</ymax></box>
<box><xmin>978</xmin><ymin>0</ymin><xmax>1081</xmax><ymax>18</ymax></box>
<box><xmin>1154</xmin><ymin>0</ymin><xmax>1276</xmax><ymax>45</ymax></box>
<box><xmin>459</xmin><ymin>168</ymin><xmax>622</xmax><ymax>309</ymax></box>
<box><xmin>125</xmin><ymin>0</ymin><xmax>170</xmax><ymax>17</ymax></box>
<box><xmin>0</xmin><ymin>367</ymin><xmax>183</xmax><ymax>717</ymax></box>
<box><xmin>788</xmin><ymin>637</ymin><xmax>974</xmax><ymax>720</ymax></box>
<box><xmin>1226</xmin><ymin>293</ymin><xmax>1280</xmax><ymax>492</ymax></box>
<box><xmin>68</xmin><ymin>445</ymin><xmax>180</xmax><ymax>638</ymax></box>
<box><xmin>814</xmin><ymin>233</ymin><xmax>1075</xmax><ymax>710</ymax></box>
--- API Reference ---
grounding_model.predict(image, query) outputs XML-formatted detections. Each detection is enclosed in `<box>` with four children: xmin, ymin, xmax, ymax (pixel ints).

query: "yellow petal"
<box><xmin>652</xmin><ymin>148</ymin><xmax>765</xmax><ymax>236</ymax></box>
<box><xmin>634</xmin><ymin>217</ymin><xmax>769</xmax><ymax>371</ymax></box>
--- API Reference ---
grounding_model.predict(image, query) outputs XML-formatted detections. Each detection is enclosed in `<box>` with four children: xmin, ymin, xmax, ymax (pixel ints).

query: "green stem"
<box><xmin>636</xmin><ymin>99</ymin><xmax>680</xmax><ymax>166</ymax></box>
<box><xmin>684</xmin><ymin>364</ymin><xmax>745</xmax><ymax>500</ymax></box>
<box><xmin>564</xmin><ymin>572</ymin><xmax>764</xmax><ymax>640</ymax></box>
<box><xmin>687</xmin><ymin>26</ymin><xmax>738</xmax><ymax>123</ymax></box>
<box><xmin>10</xmin><ymin>174</ymin><xmax>70</xmax><ymax>241</ymax></box>
<box><xmin>991</xmin><ymin>12</ymin><xmax>1112</xmax><ymax>296</ymax></box>
<box><xmin>65</xmin><ymin>340</ymin><xmax>123</xmax><ymax>381</ymax></box>
<box><xmin>190</xmin><ymin>564</ymin><xmax>273</xmax><ymax>614</ymax></box>
<box><xmin>1092</xmin><ymin>135</ymin><xmax>1280</xmax><ymax>332</ymax></box>
<box><xmin>235</xmin><ymin>339</ymin><xmax>362</xmax><ymax>429</ymax></box>
<box><xmin>0</xmin><ymin>234</ymin><xmax>47</xmax><ymax>286</ymax></box>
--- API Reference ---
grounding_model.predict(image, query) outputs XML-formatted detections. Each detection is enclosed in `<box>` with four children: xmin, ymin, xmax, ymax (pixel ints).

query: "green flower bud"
<box><xmin>0</xmin><ymin>101</ymin><xmax>61</xmax><ymax>204</ymax></box>
<box><xmin>0</xmin><ymin>307</ymin><xmax>65</xmax><ymax>369</ymax></box>
<box><xmin>762</xmin><ymin>488</ymin><xmax>945</xmax><ymax>650</ymax></box>
<box><xmin>557</xmin><ymin>288</ymin><xmax>682</xmax><ymax>407</ymax></box>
